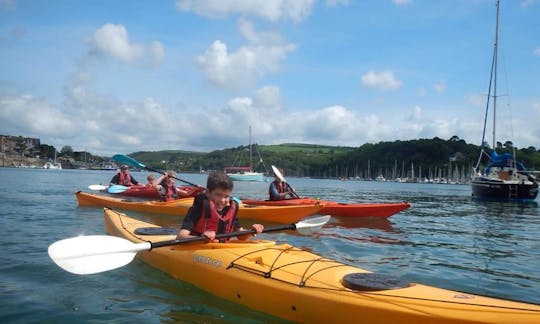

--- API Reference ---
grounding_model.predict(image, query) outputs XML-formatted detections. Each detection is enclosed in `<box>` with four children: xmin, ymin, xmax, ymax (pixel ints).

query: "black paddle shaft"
<box><xmin>150</xmin><ymin>224</ymin><xmax>296</xmax><ymax>249</ymax></box>
<box><xmin>147</xmin><ymin>166</ymin><xmax>200</xmax><ymax>188</ymax></box>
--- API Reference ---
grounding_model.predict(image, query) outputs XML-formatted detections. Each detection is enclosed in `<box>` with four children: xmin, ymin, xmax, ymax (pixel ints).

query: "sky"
<box><xmin>0</xmin><ymin>0</ymin><xmax>539</xmax><ymax>155</ymax></box>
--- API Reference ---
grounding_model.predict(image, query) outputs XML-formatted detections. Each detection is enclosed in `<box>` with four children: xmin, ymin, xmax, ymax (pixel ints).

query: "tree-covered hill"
<box><xmin>127</xmin><ymin>137</ymin><xmax>540</xmax><ymax>180</ymax></box>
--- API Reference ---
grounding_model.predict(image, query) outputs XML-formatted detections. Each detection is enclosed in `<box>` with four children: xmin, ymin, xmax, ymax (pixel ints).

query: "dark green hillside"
<box><xmin>124</xmin><ymin>138</ymin><xmax>540</xmax><ymax>179</ymax></box>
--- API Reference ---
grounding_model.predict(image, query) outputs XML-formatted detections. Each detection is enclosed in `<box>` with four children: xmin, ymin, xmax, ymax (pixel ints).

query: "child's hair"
<box><xmin>207</xmin><ymin>171</ymin><xmax>233</xmax><ymax>192</ymax></box>
<box><xmin>147</xmin><ymin>174</ymin><xmax>154</xmax><ymax>181</ymax></box>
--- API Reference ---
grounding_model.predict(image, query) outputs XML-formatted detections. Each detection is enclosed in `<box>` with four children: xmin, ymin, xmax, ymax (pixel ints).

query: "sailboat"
<box><xmin>471</xmin><ymin>0</ymin><xmax>538</xmax><ymax>200</ymax></box>
<box><xmin>43</xmin><ymin>150</ymin><xmax>62</xmax><ymax>170</ymax></box>
<box><xmin>224</xmin><ymin>126</ymin><xmax>265</xmax><ymax>182</ymax></box>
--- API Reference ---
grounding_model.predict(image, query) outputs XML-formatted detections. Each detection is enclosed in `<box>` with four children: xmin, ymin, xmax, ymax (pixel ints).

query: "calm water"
<box><xmin>1</xmin><ymin>168</ymin><xmax>539</xmax><ymax>323</ymax></box>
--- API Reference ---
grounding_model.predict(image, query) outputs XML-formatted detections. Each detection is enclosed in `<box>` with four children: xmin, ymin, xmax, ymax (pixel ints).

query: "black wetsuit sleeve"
<box><xmin>130</xmin><ymin>176</ymin><xmax>139</xmax><ymax>185</ymax></box>
<box><xmin>110</xmin><ymin>174</ymin><xmax>119</xmax><ymax>184</ymax></box>
<box><xmin>181</xmin><ymin>194</ymin><xmax>203</xmax><ymax>232</ymax></box>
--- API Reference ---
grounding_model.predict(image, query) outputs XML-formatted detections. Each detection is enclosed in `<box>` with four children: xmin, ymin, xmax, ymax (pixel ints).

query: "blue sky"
<box><xmin>0</xmin><ymin>0</ymin><xmax>539</xmax><ymax>155</ymax></box>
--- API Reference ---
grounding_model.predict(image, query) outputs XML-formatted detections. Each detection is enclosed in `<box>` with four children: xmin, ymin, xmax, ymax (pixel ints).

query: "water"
<box><xmin>1</xmin><ymin>168</ymin><xmax>539</xmax><ymax>323</ymax></box>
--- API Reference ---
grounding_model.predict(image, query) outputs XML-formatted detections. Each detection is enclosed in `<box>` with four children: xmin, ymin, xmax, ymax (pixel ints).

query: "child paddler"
<box><xmin>177</xmin><ymin>171</ymin><xmax>263</xmax><ymax>242</ymax></box>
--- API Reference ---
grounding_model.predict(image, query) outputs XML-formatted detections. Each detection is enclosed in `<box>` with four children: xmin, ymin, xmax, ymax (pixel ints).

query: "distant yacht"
<box><xmin>43</xmin><ymin>151</ymin><xmax>62</xmax><ymax>169</ymax></box>
<box><xmin>471</xmin><ymin>1</ymin><xmax>538</xmax><ymax>200</ymax></box>
<box><xmin>225</xmin><ymin>126</ymin><xmax>265</xmax><ymax>182</ymax></box>
<box><xmin>43</xmin><ymin>161</ymin><xmax>62</xmax><ymax>170</ymax></box>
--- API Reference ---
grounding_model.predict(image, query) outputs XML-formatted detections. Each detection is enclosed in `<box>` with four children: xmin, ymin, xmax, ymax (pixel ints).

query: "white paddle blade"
<box><xmin>88</xmin><ymin>184</ymin><xmax>107</xmax><ymax>191</ymax></box>
<box><xmin>48</xmin><ymin>235</ymin><xmax>151</xmax><ymax>275</ymax></box>
<box><xmin>295</xmin><ymin>215</ymin><xmax>331</xmax><ymax>235</ymax></box>
<box><xmin>271</xmin><ymin>165</ymin><xmax>285</xmax><ymax>182</ymax></box>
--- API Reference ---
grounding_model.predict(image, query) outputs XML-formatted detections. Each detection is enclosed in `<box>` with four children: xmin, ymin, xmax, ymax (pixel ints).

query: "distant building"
<box><xmin>0</xmin><ymin>135</ymin><xmax>41</xmax><ymax>158</ymax></box>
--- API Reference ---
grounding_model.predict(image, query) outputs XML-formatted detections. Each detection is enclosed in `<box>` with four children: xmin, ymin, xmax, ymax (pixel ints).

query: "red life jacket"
<box><xmin>117</xmin><ymin>172</ymin><xmax>133</xmax><ymax>186</ymax></box>
<box><xmin>162</xmin><ymin>181</ymin><xmax>178</xmax><ymax>201</ymax></box>
<box><xmin>193</xmin><ymin>197</ymin><xmax>237</xmax><ymax>238</ymax></box>
<box><xmin>269</xmin><ymin>181</ymin><xmax>287</xmax><ymax>198</ymax></box>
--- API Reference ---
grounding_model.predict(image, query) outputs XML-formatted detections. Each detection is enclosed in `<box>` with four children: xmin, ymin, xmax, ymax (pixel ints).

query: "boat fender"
<box><xmin>134</xmin><ymin>227</ymin><xmax>178</xmax><ymax>236</ymax></box>
<box><xmin>342</xmin><ymin>273</ymin><xmax>409</xmax><ymax>291</ymax></box>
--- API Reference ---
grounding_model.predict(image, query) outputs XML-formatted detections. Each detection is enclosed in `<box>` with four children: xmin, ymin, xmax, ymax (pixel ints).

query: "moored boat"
<box><xmin>75</xmin><ymin>191</ymin><xmax>323</xmax><ymax>224</ymax></box>
<box><xmin>103</xmin><ymin>208</ymin><xmax>540</xmax><ymax>323</ymax></box>
<box><xmin>241</xmin><ymin>198</ymin><xmax>410</xmax><ymax>218</ymax></box>
<box><xmin>471</xmin><ymin>0</ymin><xmax>539</xmax><ymax>201</ymax></box>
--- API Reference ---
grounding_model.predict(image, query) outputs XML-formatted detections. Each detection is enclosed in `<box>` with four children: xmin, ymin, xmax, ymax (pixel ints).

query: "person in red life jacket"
<box><xmin>177</xmin><ymin>171</ymin><xmax>263</xmax><ymax>242</ymax></box>
<box><xmin>110</xmin><ymin>165</ymin><xmax>139</xmax><ymax>186</ymax></box>
<box><xmin>156</xmin><ymin>171</ymin><xmax>180</xmax><ymax>201</ymax></box>
<box><xmin>269</xmin><ymin>168</ymin><xmax>294</xmax><ymax>200</ymax></box>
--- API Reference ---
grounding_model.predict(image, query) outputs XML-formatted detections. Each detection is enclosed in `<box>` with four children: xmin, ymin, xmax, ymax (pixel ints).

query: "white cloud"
<box><xmin>433</xmin><ymin>81</ymin><xmax>446</xmax><ymax>93</ymax></box>
<box><xmin>521</xmin><ymin>0</ymin><xmax>539</xmax><ymax>8</ymax></box>
<box><xmin>361</xmin><ymin>70</ymin><xmax>402</xmax><ymax>91</ymax></box>
<box><xmin>176</xmin><ymin>0</ymin><xmax>314</xmax><ymax>22</ymax></box>
<box><xmin>88</xmin><ymin>23</ymin><xmax>164</xmax><ymax>66</ymax></box>
<box><xmin>326</xmin><ymin>0</ymin><xmax>349</xmax><ymax>6</ymax></box>
<box><xmin>238</xmin><ymin>19</ymin><xmax>283</xmax><ymax>45</ymax></box>
<box><xmin>2</xmin><ymin>81</ymin><xmax>539</xmax><ymax>155</ymax></box>
<box><xmin>393</xmin><ymin>0</ymin><xmax>412</xmax><ymax>5</ymax></box>
<box><xmin>0</xmin><ymin>94</ymin><xmax>76</xmax><ymax>138</ymax></box>
<box><xmin>534</xmin><ymin>47</ymin><xmax>540</xmax><ymax>56</ymax></box>
<box><xmin>0</xmin><ymin>0</ymin><xmax>16</xmax><ymax>10</ymax></box>
<box><xmin>465</xmin><ymin>93</ymin><xmax>486</xmax><ymax>107</ymax></box>
<box><xmin>196</xmin><ymin>22</ymin><xmax>295</xmax><ymax>89</ymax></box>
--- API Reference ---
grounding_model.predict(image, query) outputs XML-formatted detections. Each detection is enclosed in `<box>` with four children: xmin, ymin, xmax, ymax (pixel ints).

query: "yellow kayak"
<box><xmin>104</xmin><ymin>208</ymin><xmax>540</xmax><ymax>323</ymax></box>
<box><xmin>76</xmin><ymin>191</ymin><xmax>323</xmax><ymax>224</ymax></box>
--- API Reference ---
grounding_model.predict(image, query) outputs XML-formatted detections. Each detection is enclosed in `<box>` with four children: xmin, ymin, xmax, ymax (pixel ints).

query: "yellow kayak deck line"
<box><xmin>104</xmin><ymin>208</ymin><xmax>540</xmax><ymax>323</ymax></box>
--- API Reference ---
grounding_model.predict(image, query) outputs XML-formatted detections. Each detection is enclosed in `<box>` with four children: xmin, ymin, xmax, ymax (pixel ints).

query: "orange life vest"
<box><xmin>117</xmin><ymin>172</ymin><xmax>133</xmax><ymax>186</ymax></box>
<box><xmin>193</xmin><ymin>197</ymin><xmax>237</xmax><ymax>238</ymax></box>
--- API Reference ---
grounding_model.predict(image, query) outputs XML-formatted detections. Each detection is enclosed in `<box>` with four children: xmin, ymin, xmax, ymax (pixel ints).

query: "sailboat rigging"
<box><xmin>224</xmin><ymin>126</ymin><xmax>265</xmax><ymax>182</ymax></box>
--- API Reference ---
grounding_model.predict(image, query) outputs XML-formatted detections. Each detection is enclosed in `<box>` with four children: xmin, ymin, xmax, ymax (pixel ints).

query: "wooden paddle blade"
<box><xmin>88</xmin><ymin>184</ymin><xmax>107</xmax><ymax>191</ymax></box>
<box><xmin>48</xmin><ymin>235</ymin><xmax>151</xmax><ymax>275</ymax></box>
<box><xmin>295</xmin><ymin>215</ymin><xmax>331</xmax><ymax>235</ymax></box>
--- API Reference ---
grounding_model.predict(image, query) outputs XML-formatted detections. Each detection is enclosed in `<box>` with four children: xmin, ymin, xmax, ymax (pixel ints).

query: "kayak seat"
<box><xmin>134</xmin><ymin>227</ymin><xmax>178</xmax><ymax>235</ymax></box>
<box><xmin>342</xmin><ymin>273</ymin><xmax>409</xmax><ymax>291</ymax></box>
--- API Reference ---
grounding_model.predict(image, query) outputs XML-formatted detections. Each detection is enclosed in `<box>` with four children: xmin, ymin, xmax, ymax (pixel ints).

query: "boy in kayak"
<box><xmin>177</xmin><ymin>171</ymin><xmax>263</xmax><ymax>242</ymax></box>
<box><xmin>269</xmin><ymin>168</ymin><xmax>294</xmax><ymax>200</ymax></box>
<box><xmin>110</xmin><ymin>165</ymin><xmax>139</xmax><ymax>186</ymax></box>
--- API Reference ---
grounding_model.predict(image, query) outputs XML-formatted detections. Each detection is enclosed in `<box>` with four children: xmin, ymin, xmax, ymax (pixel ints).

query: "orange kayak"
<box><xmin>241</xmin><ymin>198</ymin><xmax>410</xmax><ymax>218</ymax></box>
<box><xmin>75</xmin><ymin>191</ymin><xmax>323</xmax><ymax>224</ymax></box>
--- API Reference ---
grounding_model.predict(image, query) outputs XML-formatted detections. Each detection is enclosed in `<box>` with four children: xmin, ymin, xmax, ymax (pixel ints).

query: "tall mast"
<box><xmin>492</xmin><ymin>0</ymin><xmax>499</xmax><ymax>149</ymax></box>
<box><xmin>249</xmin><ymin>125</ymin><xmax>253</xmax><ymax>172</ymax></box>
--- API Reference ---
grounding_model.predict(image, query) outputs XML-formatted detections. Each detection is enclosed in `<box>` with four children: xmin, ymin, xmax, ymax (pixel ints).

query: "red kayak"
<box><xmin>241</xmin><ymin>198</ymin><xmax>410</xmax><ymax>218</ymax></box>
<box><xmin>112</xmin><ymin>185</ymin><xmax>204</xmax><ymax>199</ymax></box>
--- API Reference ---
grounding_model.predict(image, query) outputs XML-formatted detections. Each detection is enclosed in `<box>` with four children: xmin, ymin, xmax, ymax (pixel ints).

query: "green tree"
<box><xmin>60</xmin><ymin>145</ymin><xmax>74</xmax><ymax>157</ymax></box>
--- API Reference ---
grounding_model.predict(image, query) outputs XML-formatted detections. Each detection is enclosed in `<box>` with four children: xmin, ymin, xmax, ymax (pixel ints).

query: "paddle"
<box><xmin>112</xmin><ymin>154</ymin><xmax>200</xmax><ymax>188</ymax></box>
<box><xmin>88</xmin><ymin>184</ymin><xmax>107</xmax><ymax>191</ymax></box>
<box><xmin>271</xmin><ymin>165</ymin><xmax>300</xmax><ymax>199</ymax></box>
<box><xmin>48</xmin><ymin>214</ymin><xmax>331</xmax><ymax>275</ymax></box>
<box><xmin>107</xmin><ymin>185</ymin><xmax>129</xmax><ymax>194</ymax></box>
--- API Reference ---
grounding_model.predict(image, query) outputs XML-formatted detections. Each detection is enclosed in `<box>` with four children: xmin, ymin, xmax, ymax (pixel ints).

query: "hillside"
<box><xmin>127</xmin><ymin>138</ymin><xmax>540</xmax><ymax>180</ymax></box>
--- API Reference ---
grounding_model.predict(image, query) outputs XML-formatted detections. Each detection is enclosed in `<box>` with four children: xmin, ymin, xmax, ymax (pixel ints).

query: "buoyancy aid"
<box><xmin>193</xmin><ymin>196</ymin><xmax>237</xmax><ymax>237</ymax></box>
<box><xmin>269</xmin><ymin>181</ymin><xmax>287</xmax><ymax>199</ymax></box>
<box><xmin>117</xmin><ymin>172</ymin><xmax>133</xmax><ymax>186</ymax></box>
<box><xmin>162</xmin><ymin>181</ymin><xmax>178</xmax><ymax>201</ymax></box>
